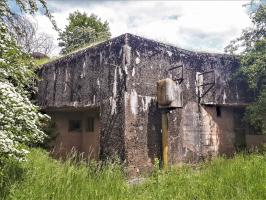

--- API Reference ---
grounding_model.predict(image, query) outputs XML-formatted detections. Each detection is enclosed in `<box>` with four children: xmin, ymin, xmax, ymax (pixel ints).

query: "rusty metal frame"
<box><xmin>197</xmin><ymin>70</ymin><xmax>215</xmax><ymax>99</ymax></box>
<box><xmin>168</xmin><ymin>64</ymin><xmax>184</xmax><ymax>84</ymax></box>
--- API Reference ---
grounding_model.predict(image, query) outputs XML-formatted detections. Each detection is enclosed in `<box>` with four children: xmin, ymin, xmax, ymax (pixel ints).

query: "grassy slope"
<box><xmin>2</xmin><ymin>149</ymin><xmax>266</xmax><ymax>200</ymax></box>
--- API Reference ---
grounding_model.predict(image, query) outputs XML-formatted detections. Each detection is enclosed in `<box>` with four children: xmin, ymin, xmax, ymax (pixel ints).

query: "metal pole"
<box><xmin>162</xmin><ymin>112</ymin><xmax>169</xmax><ymax>170</ymax></box>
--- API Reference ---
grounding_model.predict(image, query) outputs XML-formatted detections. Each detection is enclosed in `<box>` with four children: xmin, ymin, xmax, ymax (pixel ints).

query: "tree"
<box><xmin>0</xmin><ymin>0</ymin><xmax>58</xmax><ymax>31</ymax></box>
<box><xmin>0</xmin><ymin>0</ymin><xmax>54</xmax><ymax>162</ymax></box>
<box><xmin>58</xmin><ymin>11</ymin><xmax>111</xmax><ymax>54</ymax></box>
<box><xmin>225</xmin><ymin>1</ymin><xmax>266</xmax><ymax>133</ymax></box>
<box><xmin>7</xmin><ymin>15</ymin><xmax>55</xmax><ymax>55</ymax></box>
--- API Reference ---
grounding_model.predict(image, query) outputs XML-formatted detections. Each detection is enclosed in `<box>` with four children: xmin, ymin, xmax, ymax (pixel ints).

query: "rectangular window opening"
<box><xmin>216</xmin><ymin>106</ymin><xmax>222</xmax><ymax>117</ymax></box>
<box><xmin>87</xmin><ymin>117</ymin><xmax>94</xmax><ymax>132</ymax></box>
<box><xmin>69</xmin><ymin>120</ymin><xmax>82</xmax><ymax>132</ymax></box>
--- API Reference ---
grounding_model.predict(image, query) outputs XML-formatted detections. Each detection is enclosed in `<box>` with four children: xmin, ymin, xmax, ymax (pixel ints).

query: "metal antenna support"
<box><xmin>168</xmin><ymin>64</ymin><xmax>184</xmax><ymax>84</ymax></box>
<box><xmin>197</xmin><ymin>70</ymin><xmax>215</xmax><ymax>102</ymax></box>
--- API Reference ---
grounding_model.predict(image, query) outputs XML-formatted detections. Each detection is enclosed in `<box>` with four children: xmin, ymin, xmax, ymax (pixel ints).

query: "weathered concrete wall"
<box><xmin>170</xmin><ymin>104</ymin><xmax>236</xmax><ymax>163</ymax></box>
<box><xmin>38</xmin><ymin>36</ymin><xmax>128</xmax><ymax>160</ymax></box>
<box><xmin>125</xmin><ymin>34</ymin><xmax>252</xmax><ymax>105</ymax></box>
<box><xmin>122</xmin><ymin>34</ymin><xmax>249</xmax><ymax>173</ymax></box>
<box><xmin>124</xmin><ymin>92</ymin><xmax>161</xmax><ymax>176</ymax></box>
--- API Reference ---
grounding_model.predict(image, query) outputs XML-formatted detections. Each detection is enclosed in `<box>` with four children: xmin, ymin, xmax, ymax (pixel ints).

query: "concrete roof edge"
<box><xmin>42</xmin><ymin>33</ymin><xmax>236</xmax><ymax>67</ymax></box>
<box><xmin>124</xmin><ymin>33</ymin><xmax>236</xmax><ymax>57</ymax></box>
<box><xmin>41</xmin><ymin>33</ymin><xmax>128</xmax><ymax>67</ymax></box>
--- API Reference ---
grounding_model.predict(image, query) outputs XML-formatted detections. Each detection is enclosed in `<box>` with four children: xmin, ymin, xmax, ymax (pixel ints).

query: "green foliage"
<box><xmin>240</xmin><ymin>35</ymin><xmax>266</xmax><ymax>90</ymax></box>
<box><xmin>39</xmin><ymin>119</ymin><xmax>58</xmax><ymax>149</ymax></box>
<box><xmin>0</xmin><ymin>0</ymin><xmax>53</xmax><ymax>162</ymax></box>
<box><xmin>0</xmin><ymin>25</ymin><xmax>34</xmax><ymax>87</ymax></box>
<box><xmin>0</xmin><ymin>23</ymin><xmax>49</xmax><ymax>162</ymax></box>
<box><xmin>245</xmin><ymin>88</ymin><xmax>266</xmax><ymax>133</ymax></box>
<box><xmin>58</xmin><ymin>11</ymin><xmax>111</xmax><ymax>54</ymax></box>
<box><xmin>2</xmin><ymin>149</ymin><xmax>266</xmax><ymax>200</ymax></box>
<box><xmin>225</xmin><ymin>1</ymin><xmax>266</xmax><ymax>133</ymax></box>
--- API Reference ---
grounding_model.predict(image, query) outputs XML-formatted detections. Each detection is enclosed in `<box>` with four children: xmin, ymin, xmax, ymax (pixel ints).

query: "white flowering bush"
<box><xmin>0</xmin><ymin>23</ymin><xmax>49</xmax><ymax>162</ymax></box>
<box><xmin>0</xmin><ymin>82</ymin><xmax>48</xmax><ymax>161</ymax></box>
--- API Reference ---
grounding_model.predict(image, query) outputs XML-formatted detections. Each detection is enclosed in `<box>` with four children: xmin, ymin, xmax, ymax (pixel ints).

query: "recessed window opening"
<box><xmin>69</xmin><ymin>120</ymin><xmax>82</xmax><ymax>132</ymax></box>
<box><xmin>216</xmin><ymin>106</ymin><xmax>222</xmax><ymax>117</ymax></box>
<box><xmin>87</xmin><ymin>117</ymin><xmax>94</xmax><ymax>132</ymax></box>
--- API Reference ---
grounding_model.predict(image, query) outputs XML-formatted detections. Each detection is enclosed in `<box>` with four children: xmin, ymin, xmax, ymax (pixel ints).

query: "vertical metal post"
<box><xmin>162</xmin><ymin>112</ymin><xmax>169</xmax><ymax>170</ymax></box>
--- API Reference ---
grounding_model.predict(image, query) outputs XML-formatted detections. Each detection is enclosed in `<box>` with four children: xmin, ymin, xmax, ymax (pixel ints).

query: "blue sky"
<box><xmin>13</xmin><ymin>0</ymin><xmax>253</xmax><ymax>55</ymax></box>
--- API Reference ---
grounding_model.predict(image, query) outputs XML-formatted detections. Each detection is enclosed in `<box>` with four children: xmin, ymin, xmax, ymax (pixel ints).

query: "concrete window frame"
<box><xmin>86</xmin><ymin>117</ymin><xmax>95</xmax><ymax>132</ymax></box>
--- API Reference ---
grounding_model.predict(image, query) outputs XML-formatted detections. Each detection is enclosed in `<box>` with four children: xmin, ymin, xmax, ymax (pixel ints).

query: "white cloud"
<box><xmin>32</xmin><ymin>0</ymin><xmax>251</xmax><ymax>55</ymax></box>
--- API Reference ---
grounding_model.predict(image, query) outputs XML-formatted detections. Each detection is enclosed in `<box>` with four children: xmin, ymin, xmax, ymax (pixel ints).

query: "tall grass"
<box><xmin>132</xmin><ymin>154</ymin><xmax>266</xmax><ymax>200</ymax></box>
<box><xmin>0</xmin><ymin>159</ymin><xmax>24</xmax><ymax>199</ymax></box>
<box><xmin>1</xmin><ymin>149</ymin><xmax>266</xmax><ymax>200</ymax></box>
<box><xmin>5</xmin><ymin>149</ymin><xmax>127</xmax><ymax>200</ymax></box>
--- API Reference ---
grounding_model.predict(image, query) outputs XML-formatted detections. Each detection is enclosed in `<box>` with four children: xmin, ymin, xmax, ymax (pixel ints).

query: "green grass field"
<box><xmin>1</xmin><ymin>149</ymin><xmax>266</xmax><ymax>200</ymax></box>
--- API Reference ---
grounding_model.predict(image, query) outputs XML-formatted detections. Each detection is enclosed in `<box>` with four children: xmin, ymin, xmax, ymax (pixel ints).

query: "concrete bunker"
<box><xmin>37</xmin><ymin>33</ymin><xmax>266</xmax><ymax>176</ymax></box>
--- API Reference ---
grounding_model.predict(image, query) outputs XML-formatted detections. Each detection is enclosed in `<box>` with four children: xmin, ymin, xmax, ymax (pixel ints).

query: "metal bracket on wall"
<box><xmin>168</xmin><ymin>64</ymin><xmax>184</xmax><ymax>84</ymax></box>
<box><xmin>197</xmin><ymin>70</ymin><xmax>215</xmax><ymax>102</ymax></box>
